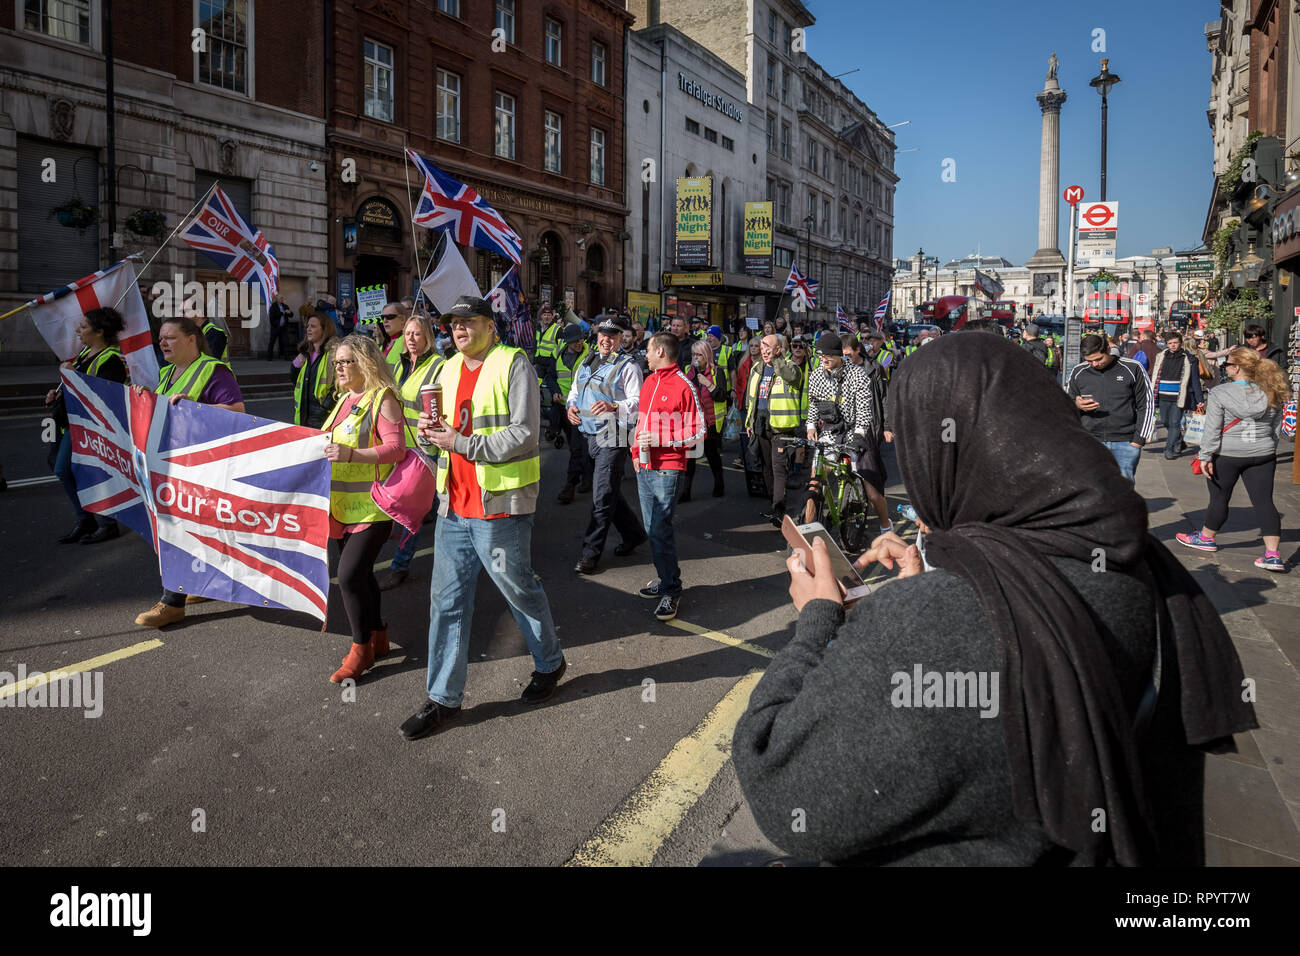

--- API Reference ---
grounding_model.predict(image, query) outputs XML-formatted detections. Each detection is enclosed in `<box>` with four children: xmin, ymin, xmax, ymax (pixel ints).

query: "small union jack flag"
<box><xmin>488</xmin><ymin>266</ymin><xmax>534</xmax><ymax>349</ymax></box>
<box><xmin>62</xmin><ymin>370</ymin><xmax>332</xmax><ymax>621</ymax></box>
<box><xmin>180</xmin><ymin>186</ymin><xmax>280</xmax><ymax>304</ymax></box>
<box><xmin>407</xmin><ymin>149</ymin><xmax>523</xmax><ymax>265</ymax></box>
<box><xmin>873</xmin><ymin>290</ymin><xmax>891</xmax><ymax>334</ymax></box>
<box><xmin>784</xmin><ymin>263</ymin><xmax>819</xmax><ymax>310</ymax></box>
<box><xmin>836</xmin><ymin>303</ymin><xmax>855</xmax><ymax>335</ymax></box>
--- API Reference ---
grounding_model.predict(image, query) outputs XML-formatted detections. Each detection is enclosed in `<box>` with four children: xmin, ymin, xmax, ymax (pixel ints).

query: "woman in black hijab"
<box><xmin>732</xmin><ymin>331</ymin><xmax>1256</xmax><ymax>866</ymax></box>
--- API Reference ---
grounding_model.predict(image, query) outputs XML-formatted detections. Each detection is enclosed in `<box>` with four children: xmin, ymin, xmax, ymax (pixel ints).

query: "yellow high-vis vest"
<box><xmin>744</xmin><ymin>361</ymin><xmax>802</xmax><ymax>431</ymax></box>
<box><xmin>433</xmin><ymin>344</ymin><xmax>540</xmax><ymax>496</ymax></box>
<box><xmin>156</xmin><ymin>354</ymin><xmax>230</xmax><ymax>402</ymax></box>
<box><xmin>293</xmin><ymin>349</ymin><xmax>334</xmax><ymax>426</ymax></box>
<box><xmin>396</xmin><ymin>350</ymin><xmax>445</xmax><ymax>448</ymax></box>
<box><xmin>323</xmin><ymin>387</ymin><xmax>396</xmax><ymax>525</ymax></box>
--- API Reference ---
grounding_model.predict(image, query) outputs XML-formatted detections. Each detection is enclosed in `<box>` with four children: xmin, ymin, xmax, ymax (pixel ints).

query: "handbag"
<box><xmin>364</xmin><ymin>392</ymin><xmax>438</xmax><ymax>535</ymax></box>
<box><xmin>721</xmin><ymin>405</ymin><xmax>741</xmax><ymax>442</ymax></box>
<box><xmin>1190</xmin><ymin>417</ymin><xmax>1241</xmax><ymax>475</ymax></box>
<box><xmin>1180</xmin><ymin>411</ymin><xmax>1205</xmax><ymax>446</ymax></box>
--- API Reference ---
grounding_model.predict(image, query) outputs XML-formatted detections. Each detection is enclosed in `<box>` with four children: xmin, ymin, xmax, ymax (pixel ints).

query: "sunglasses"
<box><xmin>332</xmin><ymin>359</ymin><xmax>356</xmax><ymax>369</ymax></box>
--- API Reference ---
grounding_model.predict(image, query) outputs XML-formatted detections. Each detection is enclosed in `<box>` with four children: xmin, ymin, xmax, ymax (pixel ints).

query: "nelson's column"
<box><xmin>1026</xmin><ymin>52</ymin><xmax>1067</xmax><ymax>311</ymax></box>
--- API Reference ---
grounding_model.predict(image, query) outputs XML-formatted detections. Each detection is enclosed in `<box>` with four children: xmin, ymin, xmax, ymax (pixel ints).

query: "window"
<box><xmin>884</xmin><ymin>227</ymin><xmax>892</xmax><ymax>254</ymax></box>
<box><xmin>775</xmin><ymin>247</ymin><xmax>793</xmax><ymax>271</ymax></box>
<box><xmin>363</xmin><ymin>38</ymin><xmax>394</xmax><ymax>122</ymax></box>
<box><xmin>24</xmin><ymin>0</ymin><xmax>91</xmax><ymax>44</ymax></box>
<box><xmin>852</xmin><ymin>213</ymin><xmax>860</xmax><ymax>244</ymax></box>
<box><xmin>807</xmin><ymin>138</ymin><xmax>816</xmax><ymax>170</ymax></box>
<box><xmin>780</xmin><ymin>123</ymin><xmax>791</xmax><ymax>160</ymax></box>
<box><xmin>782</xmin><ymin>18</ymin><xmax>791</xmax><ymax>55</ymax></box>
<box><xmin>822</xmin><ymin>148</ymin><xmax>830</xmax><ymax>179</ymax></box>
<box><xmin>198</xmin><ymin>0</ymin><xmax>250</xmax><ymax>94</ymax></box>
<box><xmin>545</xmin><ymin>17</ymin><xmax>562</xmax><ymax>66</ymax></box>
<box><xmin>704</xmin><ymin>127</ymin><xmax>718</xmax><ymax>144</ymax></box>
<box><xmin>765</xmin><ymin>113</ymin><xmax>775</xmax><ymax>152</ymax></box>
<box><xmin>685</xmin><ymin>117</ymin><xmax>700</xmax><ymax>135</ymax></box>
<box><xmin>781</xmin><ymin>66</ymin><xmax>789</xmax><ymax>104</ymax></box>
<box><xmin>494</xmin><ymin>0</ymin><xmax>513</xmax><ymax>43</ymax></box>
<box><xmin>806</xmin><ymin>191</ymin><xmax>816</xmax><ymax>227</ymax></box>
<box><xmin>767</xmin><ymin>10</ymin><xmax>776</xmax><ymax>45</ymax></box>
<box><xmin>590</xmin><ymin>127</ymin><xmax>606</xmax><ymax>185</ymax></box>
<box><xmin>592</xmin><ymin>41</ymin><xmax>607</xmax><ymax>86</ymax></box>
<box><xmin>822</xmin><ymin>198</ymin><xmax>830</xmax><ymax>234</ymax></box>
<box><xmin>495</xmin><ymin>91</ymin><xmax>516</xmax><ymax>160</ymax></box>
<box><xmin>766</xmin><ymin>59</ymin><xmax>775</xmax><ymax>97</ymax></box>
<box><xmin>840</xmin><ymin>205</ymin><xmax>847</xmax><ymax>236</ymax></box>
<box><xmin>544</xmin><ymin>110</ymin><xmax>562</xmax><ymax>172</ymax></box>
<box><xmin>767</xmin><ymin>177</ymin><xmax>775</xmax><ymax>201</ymax></box>
<box><xmin>437</xmin><ymin>0</ymin><xmax>458</xmax><ymax>14</ymax></box>
<box><xmin>778</xmin><ymin>183</ymin><xmax>790</xmax><ymax>224</ymax></box>
<box><xmin>437</xmin><ymin>69</ymin><xmax>461</xmax><ymax>142</ymax></box>
<box><xmin>721</xmin><ymin>135</ymin><xmax>734</xmax><ymax>152</ymax></box>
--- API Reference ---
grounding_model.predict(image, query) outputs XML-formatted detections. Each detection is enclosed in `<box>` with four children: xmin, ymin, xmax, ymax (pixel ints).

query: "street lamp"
<box><xmin>1240</xmin><ymin>241</ymin><xmax>1266</xmax><ymax>284</ymax></box>
<box><xmin>1089</xmin><ymin>58</ymin><xmax>1121</xmax><ymax>202</ymax></box>
<box><xmin>1228</xmin><ymin>252</ymin><xmax>1246</xmax><ymax>290</ymax></box>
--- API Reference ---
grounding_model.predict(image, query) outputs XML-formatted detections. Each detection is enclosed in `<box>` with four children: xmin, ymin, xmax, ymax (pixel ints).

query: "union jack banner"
<box><xmin>784</xmin><ymin>263</ymin><xmax>819</xmax><ymax>310</ymax></box>
<box><xmin>836</xmin><ymin>303</ymin><xmax>855</xmax><ymax>335</ymax></box>
<box><xmin>27</xmin><ymin>259</ymin><xmax>159</xmax><ymax>389</ymax></box>
<box><xmin>406</xmin><ymin>148</ymin><xmax>523</xmax><ymax>265</ymax></box>
<box><xmin>61</xmin><ymin>370</ymin><xmax>332</xmax><ymax>621</ymax></box>
<box><xmin>488</xmin><ymin>266</ymin><xmax>534</xmax><ymax>349</ymax></box>
<box><xmin>180</xmin><ymin>185</ymin><xmax>280</xmax><ymax>304</ymax></box>
<box><xmin>873</xmin><ymin>290</ymin><xmax>891</xmax><ymax>334</ymax></box>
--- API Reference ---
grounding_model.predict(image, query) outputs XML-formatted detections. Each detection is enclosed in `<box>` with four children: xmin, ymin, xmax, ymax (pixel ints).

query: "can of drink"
<box><xmin>420</xmin><ymin>383</ymin><xmax>443</xmax><ymax>444</ymax></box>
<box><xmin>639</xmin><ymin>442</ymin><xmax>651</xmax><ymax>467</ymax></box>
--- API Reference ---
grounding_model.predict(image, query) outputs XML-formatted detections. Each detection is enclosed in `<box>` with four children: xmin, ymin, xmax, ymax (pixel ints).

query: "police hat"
<box><xmin>597</xmin><ymin>314</ymin><xmax>631</xmax><ymax>335</ymax></box>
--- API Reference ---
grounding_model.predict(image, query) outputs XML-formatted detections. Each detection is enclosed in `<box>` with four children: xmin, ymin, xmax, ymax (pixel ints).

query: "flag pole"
<box><xmin>401</xmin><ymin>143</ymin><xmax>429</xmax><ymax>309</ymax></box>
<box><xmin>107</xmin><ymin>179</ymin><xmax>221</xmax><ymax>314</ymax></box>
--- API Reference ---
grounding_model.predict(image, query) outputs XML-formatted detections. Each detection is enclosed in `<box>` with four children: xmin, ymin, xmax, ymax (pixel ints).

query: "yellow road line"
<box><xmin>566</xmin><ymin>668</ymin><xmax>763</xmax><ymax>866</ymax></box>
<box><xmin>0</xmin><ymin>639</ymin><xmax>164</xmax><ymax>699</ymax></box>
<box><xmin>666</xmin><ymin>618</ymin><xmax>775</xmax><ymax>659</ymax></box>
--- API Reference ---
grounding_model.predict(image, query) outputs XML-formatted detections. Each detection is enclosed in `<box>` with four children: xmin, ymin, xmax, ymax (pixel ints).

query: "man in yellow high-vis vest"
<box><xmin>745</xmin><ymin>333</ymin><xmax>804</xmax><ymax>527</ymax></box>
<box><xmin>400</xmin><ymin>295</ymin><xmax>566</xmax><ymax>741</ymax></box>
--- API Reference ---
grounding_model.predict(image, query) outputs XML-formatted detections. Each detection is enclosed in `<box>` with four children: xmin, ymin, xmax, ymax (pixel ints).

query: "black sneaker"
<box><xmin>654</xmin><ymin>595</ymin><xmax>680</xmax><ymax>621</ymax></box>
<box><xmin>520</xmin><ymin>658</ymin><xmax>566</xmax><ymax>704</ymax></box>
<box><xmin>399</xmin><ymin>698</ymin><xmax>461</xmax><ymax>740</ymax></box>
<box><xmin>639</xmin><ymin>579</ymin><xmax>664</xmax><ymax>599</ymax></box>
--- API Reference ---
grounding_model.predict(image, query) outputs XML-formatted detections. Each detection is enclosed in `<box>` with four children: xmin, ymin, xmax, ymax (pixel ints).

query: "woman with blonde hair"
<box><xmin>682</xmin><ymin>338</ymin><xmax>725</xmax><ymax>501</ymax></box>
<box><xmin>321</xmin><ymin>334</ymin><xmax>408</xmax><ymax>680</ymax></box>
<box><xmin>1177</xmin><ymin>347</ymin><xmax>1289</xmax><ymax>571</ymax></box>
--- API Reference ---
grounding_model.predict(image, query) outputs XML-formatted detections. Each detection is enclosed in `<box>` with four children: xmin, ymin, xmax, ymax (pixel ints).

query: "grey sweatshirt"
<box><xmin>1197</xmin><ymin>381</ymin><xmax>1281</xmax><ymax>461</ymax></box>
<box><xmin>732</xmin><ymin>559</ymin><xmax>1161</xmax><ymax>865</ymax></box>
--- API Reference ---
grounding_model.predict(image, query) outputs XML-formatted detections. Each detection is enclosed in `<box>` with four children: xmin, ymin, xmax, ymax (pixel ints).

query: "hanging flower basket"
<box><xmin>51</xmin><ymin>197</ymin><xmax>98</xmax><ymax>230</ymax></box>
<box><xmin>125</xmin><ymin>208</ymin><xmax>167</xmax><ymax>238</ymax></box>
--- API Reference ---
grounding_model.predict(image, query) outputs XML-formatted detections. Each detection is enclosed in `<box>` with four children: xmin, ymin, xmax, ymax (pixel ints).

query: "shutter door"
<box><xmin>18</xmin><ymin>137</ymin><xmax>100</xmax><ymax>293</ymax></box>
<box><xmin>194</xmin><ymin>171</ymin><xmax>252</xmax><ymax>222</ymax></box>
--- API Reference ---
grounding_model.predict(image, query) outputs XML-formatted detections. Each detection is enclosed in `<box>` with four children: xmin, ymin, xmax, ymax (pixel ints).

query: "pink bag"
<box><xmin>368</xmin><ymin>401</ymin><xmax>438</xmax><ymax>535</ymax></box>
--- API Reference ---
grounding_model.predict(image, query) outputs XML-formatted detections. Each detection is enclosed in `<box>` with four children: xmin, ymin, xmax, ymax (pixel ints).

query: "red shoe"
<box><xmin>331</xmin><ymin>641</ymin><xmax>375</xmax><ymax>683</ymax></box>
<box><xmin>371</xmin><ymin>626</ymin><xmax>390</xmax><ymax>658</ymax></box>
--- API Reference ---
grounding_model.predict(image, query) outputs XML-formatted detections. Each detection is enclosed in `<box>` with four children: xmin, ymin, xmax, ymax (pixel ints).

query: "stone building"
<box><xmin>1203</xmin><ymin>2</ymin><xmax>1256</xmax><ymax>243</ymax></box>
<box><xmin>627</xmin><ymin>0</ymin><xmax>897</xmax><ymax>325</ymax></box>
<box><xmin>625</xmin><ymin>21</ymin><xmax>774</xmax><ymax>329</ymax></box>
<box><xmin>0</xmin><ymin>0</ymin><xmax>328</xmax><ymax>363</ymax></box>
<box><xmin>326</xmin><ymin>0</ymin><xmax>633</xmax><ymax>317</ymax></box>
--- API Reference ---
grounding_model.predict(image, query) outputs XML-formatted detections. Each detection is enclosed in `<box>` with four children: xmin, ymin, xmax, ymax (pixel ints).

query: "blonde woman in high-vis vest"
<box><xmin>321</xmin><ymin>334</ymin><xmax>406</xmax><ymax>684</ymax></box>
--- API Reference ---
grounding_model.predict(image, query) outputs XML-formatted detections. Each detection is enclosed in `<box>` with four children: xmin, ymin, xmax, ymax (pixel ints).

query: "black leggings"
<box><xmin>336</xmin><ymin>521</ymin><xmax>392</xmax><ymax>642</ymax></box>
<box><xmin>685</xmin><ymin>424</ymin><xmax>724</xmax><ymax>492</ymax></box>
<box><xmin>1205</xmin><ymin>455</ymin><xmax>1281</xmax><ymax>538</ymax></box>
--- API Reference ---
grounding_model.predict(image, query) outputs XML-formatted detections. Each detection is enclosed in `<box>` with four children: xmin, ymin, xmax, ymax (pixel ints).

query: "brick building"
<box><xmin>0</xmin><ymin>0</ymin><xmax>328</xmax><ymax>363</ymax></box>
<box><xmin>327</xmin><ymin>0</ymin><xmax>634</xmax><ymax>316</ymax></box>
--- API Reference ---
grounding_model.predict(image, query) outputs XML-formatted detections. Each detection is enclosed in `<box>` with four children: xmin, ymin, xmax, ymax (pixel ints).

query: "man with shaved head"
<box><xmin>744</xmin><ymin>334</ymin><xmax>804</xmax><ymax>527</ymax></box>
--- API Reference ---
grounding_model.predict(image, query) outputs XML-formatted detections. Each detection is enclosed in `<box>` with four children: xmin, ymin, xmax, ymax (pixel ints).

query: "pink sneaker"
<box><xmin>1176</xmin><ymin>532</ymin><xmax>1218</xmax><ymax>553</ymax></box>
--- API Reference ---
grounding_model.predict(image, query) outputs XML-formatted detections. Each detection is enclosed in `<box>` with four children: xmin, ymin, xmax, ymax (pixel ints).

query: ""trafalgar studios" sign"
<box><xmin>678</xmin><ymin>73</ymin><xmax>743</xmax><ymax>123</ymax></box>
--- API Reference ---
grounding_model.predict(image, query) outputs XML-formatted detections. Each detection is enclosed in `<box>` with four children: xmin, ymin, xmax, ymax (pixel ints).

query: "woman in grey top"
<box><xmin>1177</xmin><ymin>346</ymin><xmax>1289</xmax><ymax>571</ymax></box>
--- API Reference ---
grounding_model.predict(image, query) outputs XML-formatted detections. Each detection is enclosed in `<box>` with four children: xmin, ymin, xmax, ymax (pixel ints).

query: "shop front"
<box><xmin>1268</xmin><ymin>186</ymin><xmax>1300</xmax><ymax>485</ymax></box>
<box><xmin>661</xmin><ymin>271</ymin><xmax>781</xmax><ymax>335</ymax></box>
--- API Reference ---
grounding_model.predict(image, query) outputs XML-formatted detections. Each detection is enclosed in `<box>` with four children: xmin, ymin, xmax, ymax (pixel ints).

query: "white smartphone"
<box><xmin>782</xmin><ymin>516</ymin><xmax>871</xmax><ymax>606</ymax></box>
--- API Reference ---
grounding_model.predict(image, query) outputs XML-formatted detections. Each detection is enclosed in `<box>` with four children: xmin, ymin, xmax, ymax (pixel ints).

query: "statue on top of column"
<box><xmin>1048</xmin><ymin>52</ymin><xmax>1059</xmax><ymax>80</ymax></box>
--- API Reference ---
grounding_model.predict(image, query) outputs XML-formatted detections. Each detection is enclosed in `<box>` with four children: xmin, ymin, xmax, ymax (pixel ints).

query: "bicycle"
<box><xmin>787</xmin><ymin>434</ymin><xmax>873</xmax><ymax>553</ymax></box>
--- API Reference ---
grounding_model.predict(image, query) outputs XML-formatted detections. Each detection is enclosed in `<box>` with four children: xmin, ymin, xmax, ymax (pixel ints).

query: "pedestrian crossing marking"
<box><xmin>0</xmin><ymin>639</ymin><xmax>164</xmax><ymax>699</ymax></box>
<box><xmin>565</xmin><ymin>668</ymin><xmax>763</xmax><ymax>867</ymax></box>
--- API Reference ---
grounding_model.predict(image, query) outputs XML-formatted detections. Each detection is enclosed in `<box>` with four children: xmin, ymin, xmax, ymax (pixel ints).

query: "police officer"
<box><xmin>568</xmin><ymin>314</ymin><xmax>647</xmax><ymax>574</ymax></box>
<box><xmin>552</xmin><ymin>323</ymin><xmax>593</xmax><ymax>503</ymax></box>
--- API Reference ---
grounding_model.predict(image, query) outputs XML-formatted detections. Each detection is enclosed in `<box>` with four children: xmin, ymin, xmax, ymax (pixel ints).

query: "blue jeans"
<box><xmin>1159</xmin><ymin>399</ymin><xmax>1185</xmax><ymax>456</ymax></box>
<box><xmin>1104</xmin><ymin>441</ymin><xmax>1141</xmax><ymax>482</ymax></box>
<box><xmin>425</xmin><ymin>510</ymin><xmax>563</xmax><ymax>708</ymax></box>
<box><xmin>637</xmin><ymin>469</ymin><xmax>684</xmax><ymax>597</ymax></box>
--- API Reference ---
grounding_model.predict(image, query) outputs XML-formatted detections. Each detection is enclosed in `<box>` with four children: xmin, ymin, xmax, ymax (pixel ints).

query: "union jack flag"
<box><xmin>784</xmin><ymin>263</ymin><xmax>819</xmax><ymax>310</ymax></box>
<box><xmin>873</xmin><ymin>290</ymin><xmax>891</xmax><ymax>334</ymax></box>
<box><xmin>61</xmin><ymin>370</ymin><xmax>332</xmax><ymax>621</ymax></box>
<box><xmin>27</xmin><ymin>259</ymin><xmax>159</xmax><ymax>389</ymax></box>
<box><xmin>836</xmin><ymin>303</ymin><xmax>855</xmax><ymax>335</ymax></box>
<box><xmin>180</xmin><ymin>185</ymin><xmax>280</xmax><ymax>304</ymax></box>
<box><xmin>488</xmin><ymin>266</ymin><xmax>534</xmax><ymax>349</ymax></box>
<box><xmin>407</xmin><ymin>149</ymin><xmax>523</xmax><ymax>265</ymax></box>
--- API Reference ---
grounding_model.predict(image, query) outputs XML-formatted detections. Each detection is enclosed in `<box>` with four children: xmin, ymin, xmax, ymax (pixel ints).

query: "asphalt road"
<box><xmin>0</xmin><ymin>394</ymin><xmax>894</xmax><ymax>866</ymax></box>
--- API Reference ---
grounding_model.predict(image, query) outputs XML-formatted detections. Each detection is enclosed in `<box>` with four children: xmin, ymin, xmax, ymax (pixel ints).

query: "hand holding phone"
<box><xmin>783</xmin><ymin>516</ymin><xmax>871</xmax><ymax>611</ymax></box>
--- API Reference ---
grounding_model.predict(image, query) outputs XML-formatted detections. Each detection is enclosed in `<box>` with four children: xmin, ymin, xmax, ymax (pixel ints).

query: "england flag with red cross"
<box><xmin>180</xmin><ymin>185</ymin><xmax>280</xmax><ymax>304</ymax></box>
<box><xmin>27</xmin><ymin>259</ymin><xmax>159</xmax><ymax>388</ymax></box>
<box><xmin>61</xmin><ymin>370</ymin><xmax>333</xmax><ymax>621</ymax></box>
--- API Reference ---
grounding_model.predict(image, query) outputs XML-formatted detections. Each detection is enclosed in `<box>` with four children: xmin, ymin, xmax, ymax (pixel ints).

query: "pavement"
<box><xmin>0</xmin><ymin>366</ymin><xmax>1297</xmax><ymax>866</ymax></box>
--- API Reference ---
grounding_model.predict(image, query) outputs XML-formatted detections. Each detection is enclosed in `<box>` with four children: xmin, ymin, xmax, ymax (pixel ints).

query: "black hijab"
<box><xmin>887</xmin><ymin>332</ymin><xmax>1257</xmax><ymax>865</ymax></box>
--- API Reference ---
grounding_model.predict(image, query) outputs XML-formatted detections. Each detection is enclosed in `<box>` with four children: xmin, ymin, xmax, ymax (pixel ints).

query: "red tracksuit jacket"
<box><xmin>634</xmin><ymin>365</ymin><xmax>706</xmax><ymax>472</ymax></box>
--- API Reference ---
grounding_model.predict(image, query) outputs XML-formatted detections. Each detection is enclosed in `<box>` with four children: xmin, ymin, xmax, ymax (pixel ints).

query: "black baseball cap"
<box><xmin>561</xmin><ymin>323</ymin><xmax>585</xmax><ymax>343</ymax></box>
<box><xmin>815</xmin><ymin>332</ymin><xmax>843</xmax><ymax>355</ymax></box>
<box><xmin>441</xmin><ymin>295</ymin><xmax>494</xmax><ymax>321</ymax></box>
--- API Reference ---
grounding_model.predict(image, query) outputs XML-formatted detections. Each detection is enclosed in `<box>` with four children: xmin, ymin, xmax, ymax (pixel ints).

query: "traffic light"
<box><xmin>1026</xmin><ymin>303</ymin><xmax>1034</xmax><ymax>315</ymax></box>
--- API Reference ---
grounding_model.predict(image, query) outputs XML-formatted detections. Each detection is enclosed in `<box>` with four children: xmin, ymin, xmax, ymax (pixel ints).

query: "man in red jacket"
<box><xmin>634</xmin><ymin>331</ymin><xmax>706</xmax><ymax>621</ymax></box>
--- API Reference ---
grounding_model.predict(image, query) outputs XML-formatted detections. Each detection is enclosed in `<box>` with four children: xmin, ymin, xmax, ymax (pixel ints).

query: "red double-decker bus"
<box><xmin>1083</xmin><ymin>290</ymin><xmax>1131</xmax><ymax>337</ymax></box>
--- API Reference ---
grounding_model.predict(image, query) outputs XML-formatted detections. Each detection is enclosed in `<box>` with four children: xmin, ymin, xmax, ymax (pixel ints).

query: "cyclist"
<box><xmin>803</xmin><ymin>332</ymin><xmax>891</xmax><ymax>538</ymax></box>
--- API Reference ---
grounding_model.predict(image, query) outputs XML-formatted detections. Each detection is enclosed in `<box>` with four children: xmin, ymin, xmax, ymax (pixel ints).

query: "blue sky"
<box><xmin>808</xmin><ymin>0</ymin><xmax>1217</xmax><ymax>265</ymax></box>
